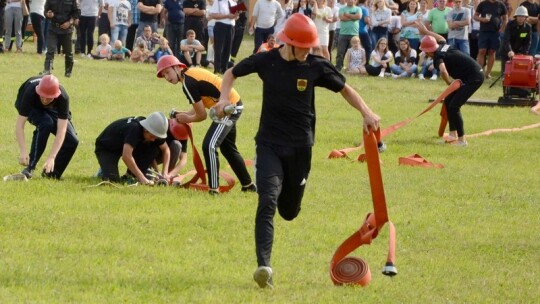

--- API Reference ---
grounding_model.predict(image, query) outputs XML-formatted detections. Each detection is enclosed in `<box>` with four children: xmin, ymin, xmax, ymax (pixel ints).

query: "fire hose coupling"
<box><xmin>209</xmin><ymin>104</ymin><xmax>236</xmax><ymax>127</ymax></box>
<box><xmin>382</xmin><ymin>262</ymin><xmax>398</xmax><ymax>276</ymax></box>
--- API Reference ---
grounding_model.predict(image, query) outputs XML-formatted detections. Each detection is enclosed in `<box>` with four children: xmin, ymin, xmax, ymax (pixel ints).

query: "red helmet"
<box><xmin>169</xmin><ymin>119</ymin><xmax>192</xmax><ymax>140</ymax></box>
<box><xmin>156</xmin><ymin>55</ymin><xmax>187</xmax><ymax>78</ymax></box>
<box><xmin>36</xmin><ymin>75</ymin><xmax>61</xmax><ymax>99</ymax></box>
<box><xmin>277</xmin><ymin>13</ymin><xmax>320</xmax><ymax>48</ymax></box>
<box><xmin>419</xmin><ymin>36</ymin><xmax>439</xmax><ymax>53</ymax></box>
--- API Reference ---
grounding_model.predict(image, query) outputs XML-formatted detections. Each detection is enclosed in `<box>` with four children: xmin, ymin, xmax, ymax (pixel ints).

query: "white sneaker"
<box><xmin>419</xmin><ymin>74</ymin><xmax>425</xmax><ymax>80</ymax></box>
<box><xmin>253</xmin><ymin>266</ymin><xmax>273</xmax><ymax>289</ymax></box>
<box><xmin>430</xmin><ymin>74</ymin><xmax>438</xmax><ymax>81</ymax></box>
<box><xmin>391</xmin><ymin>74</ymin><xmax>399</xmax><ymax>79</ymax></box>
<box><xmin>378</xmin><ymin>72</ymin><xmax>385</xmax><ymax>78</ymax></box>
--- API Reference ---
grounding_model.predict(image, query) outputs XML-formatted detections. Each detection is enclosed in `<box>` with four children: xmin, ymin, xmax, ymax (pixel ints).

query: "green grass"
<box><xmin>0</xmin><ymin>37</ymin><xmax>539</xmax><ymax>303</ymax></box>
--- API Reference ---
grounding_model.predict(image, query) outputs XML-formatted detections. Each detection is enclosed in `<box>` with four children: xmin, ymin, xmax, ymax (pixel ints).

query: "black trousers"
<box><xmin>213</xmin><ymin>22</ymin><xmax>233</xmax><ymax>74</ymax></box>
<box><xmin>202</xmin><ymin>103</ymin><xmax>252</xmax><ymax>189</ymax></box>
<box><xmin>27</xmin><ymin>108</ymin><xmax>79</xmax><ymax>178</ymax></box>
<box><xmin>126</xmin><ymin>23</ymin><xmax>138</xmax><ymax>51</ymax></box>
<box><xmin>30</xmin><ymin>13</ymin><xmax>46</xmax><ymax>54</ymax></box>
<box><xmin>78</xmin><ymin>16</ymin><xmax>97</xmax><ymax>54</ymax></box>
<box><xmin>254</xmin><ymin>143</ymin><xmax>312</xmax><ymax>267</ymax></box>
<box><xmin>45</xmin><ymin>26</ymin><xmax>74</xmax><ymax>74</ymax></box>
<box><xmin>444</xmin><ymin>75</ymin><xmax>484</xmax><ymax>137</ymax></box>
<box><xmin>95</xmin><ymin>142</ymin><xmax>160</xmax><ymax>182</ymax></box>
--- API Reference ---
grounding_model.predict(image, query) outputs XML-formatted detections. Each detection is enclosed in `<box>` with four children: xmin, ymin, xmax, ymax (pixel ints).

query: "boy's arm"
<box><xmin>415</xmin><ymin>20</ymin><xmax>446</xmax><ymax>43</ymax></box>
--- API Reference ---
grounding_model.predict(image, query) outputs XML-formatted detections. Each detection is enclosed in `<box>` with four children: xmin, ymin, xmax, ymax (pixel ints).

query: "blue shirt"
<box><xmin>130</xmin><ymin>0</ymin><xmax>140</xmax><ymax>23</ymax></box>
<box><xmin>164</xmin><ymin>0</ymin><xmax>184</xmax><ymax>24</ymax></box>
<box><xmin>359</xmin><ymin>5</ymin><xmax>369</xmax><ymax>34</ymax></box>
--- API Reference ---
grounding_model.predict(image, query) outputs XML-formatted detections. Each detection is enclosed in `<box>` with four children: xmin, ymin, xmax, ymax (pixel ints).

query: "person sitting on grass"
<box><xmin>110</xmin><ymin>40</ymin><xmax>132</xmax><ymax>61</ymax></box>
<box><xmin>343</xmin><ymin>35</ymin><xmax>367</xmax><ymax>75</ymax></box>
<box><xmin>130</xmin><ymin>41</ymin><xmax>150</xmax><ymax>63</ymax></box>
<box><xmin>91</xmin><ymin>34</ymin><xmax>113</xmax><ymax>60</ymax></box>
<box><xmin>154</xmin><ymin>37</ymin><xmax>174</xmax><ymax>63</ymax></box>
<box><xmin>94</xmin><ymin>112</ymin><xmax>170</xmax><ymax>185</ymax></box>
<box><xmin>180</xmin><ymin>29</ymin><xmax>205</xmax><ymax>67</ymax></box>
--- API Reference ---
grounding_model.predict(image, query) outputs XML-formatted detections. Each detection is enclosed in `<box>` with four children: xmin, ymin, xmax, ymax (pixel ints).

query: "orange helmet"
<box><xmin>169</xmin><ymin>119</ymin><xmax>192</xmax><ymax>140</ymax></box>
<box><xmin>156</xmin><ymin>55</ymin><xmax>187</xmax><ymax>78</ymax></box>
<box><xmin>419</xmin><ymin>36</ymin><xmax>439</xmax><ymax>53</ymax></box>
<box><xmin>277</xmin><ymin>13</ymin><xmax>320</xmax><ymax>48</ymax></box>
<box><xmin>36</xmin><ymin>75</ymin><xmax>61</xmax><ymax>99</ymax></box>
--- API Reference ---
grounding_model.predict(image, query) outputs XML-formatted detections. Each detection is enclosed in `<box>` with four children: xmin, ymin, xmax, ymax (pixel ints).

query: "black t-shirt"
<box><xmin>476</xmin><ymin>0</ymin><xmax>508</xmax><ymax>32</ymax></box>
<box><xmin>232</xmin><ymin>48</ymin><xmax>346</xmax><ymax>147</ymax></box>
<box><xmin>434</xmin><ymin>43</ymin><xmax>484</xmax><ymax>81</ymax></box>
<box><xmin>520</xmin><ymin>1</ymin><xmax>540</xmax><ymax>33</ymax></box>
<box><xmin>183</xmin><ymin>0</ymin><xmax>205</xmax><ymax>19</ymax></box>
<box><xmin>95</xmin><ymin>117</ymin><xmax>166</xmax><ymax>154</ymax></box>
<box><xmin>15</xmin><ymin>76</ymin><xmax>70</xmax><ymax>119</ymax></box>
<box><xmin>138</xmin><ymin>0</ymin><xmax>163</xmax><ymax>23</ymax></box>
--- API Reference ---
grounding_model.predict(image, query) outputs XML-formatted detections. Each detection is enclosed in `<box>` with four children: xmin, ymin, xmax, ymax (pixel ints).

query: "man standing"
<box><xmin>213</xmin><ymin>13</ymin><xmax>381</xmax><ymax>288</ymax></box>
<box><xmin>209</xmin><ymin>0</ymin><xmax>237</xmax><ymax>74</ymax></box>
<box><xmin>42</xmin><ymin>0</ymin><xmax>80</xmax><ymax>77</ymax></box>
<box><xmin>474</xmin><ymin>0</ymin><xmax>508</xmax><ymax>79</ymax></box>
<box><xmin>163</xmin><ymin>0</ymin><xmax>184</xmax><ymax>59</ymax></box>
<box><xmin>95</xmin><ymin>112</ymin><xmax>170</xmax><ymax>185</ymax></box>
<box><xmin>182</xmin><ymin>0</ymin><xmax>205</xmax><ymax>43</ymax></box>
<box><xmin>447</xmin><ymin>0</ymin><xmax>471</xmax><ymax>55</ymax></box>
<box><xmin>501</xmin><ymin>6</ymin><xmax>531</xmax><ymax>73</ymax></box>
<box><xmin>426</xmin><ymin>0</ymin><xmax>451</xmax><ymax>41</ymax></box>
<box><xmin>136</xmin><ymin>0</ymin><xmax>161</xmax><ymax>37</ymax></box>
<box><xmin>126</xmin><ymin>0</ymin><xmax>140</xmax><ymax>51</ymax></box>
<box><xmin>417</xmin><ymin>20</ymin><xmax>484</xmax><ymax>147</ymax></box>
<box><xmin>15</xmin><ymin>75</ymin><xmax>79</xmax><ymax>179</ymax></box>
<box><xmin>249</xmin><ymin>0</ymin><xmax>283</xmax><ymax>54</ymax></box>
<box><xmin>335</xmin><ymin>0</ymin><xmax>361</xmax><ymax>71</ymax></box>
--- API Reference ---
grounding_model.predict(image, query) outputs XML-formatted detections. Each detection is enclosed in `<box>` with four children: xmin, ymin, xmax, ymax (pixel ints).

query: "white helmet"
<box><xmin>140</xmin><ymin>112</ymin><xmax>168</xmax><ymax>139</ymax></box>
<box><xmin>514</xmin><ymin>6</ymin><xmax>528</xmax><ymax>17</ymax></box>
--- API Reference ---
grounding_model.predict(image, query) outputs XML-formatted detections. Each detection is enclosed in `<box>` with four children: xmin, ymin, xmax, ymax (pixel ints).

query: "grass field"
<box><xmin>0</xmin><ymin>36</ymin><xmax>539</xmax><ymax>303</ymax></box>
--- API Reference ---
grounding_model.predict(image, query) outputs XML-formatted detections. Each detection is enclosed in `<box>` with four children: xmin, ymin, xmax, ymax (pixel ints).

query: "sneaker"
<box><xmin>418</xmin><ymin>74</ymin><xmax>425</xmax><ymax>80</ymax></box>
<box><xmin>241</xmin><ymin>183</ymin><xmax>257</xmax><ymax>192</ymax></box>
<box><xmin>378</xmin><ymin>141</ymin><xmax>387</xmax><ymax>153</ymax></box>
<box><xmin>65</xmin><ymin>71</ymin><xmax>71</xmax><ymax>78</ymax></box>
<box><xmin>42</xmin><ymin>170</ymin><xmax>60</xmax><ymax>179</ymax></box>
<box><xmin>391</xmin><ymin>74</ymin><xmax>399</xmax><ymax>79</ymax></box>
<box><xmin>21</xmin><ymin>167</ymin><xmax>34</xmax><ymax>179</ymax></box>
<box><xmin>209</xmin><ymin>188</ymin><xmax>219</xmax><ymax>195</ymax></box>
<box><xmin>430</xmin><ymin>74</ymin><xmax>438</xmax><ymax>81</ymax></box>
<box><xmin>411</xmin><ymin>73</ymin><xmax>416</xmax><ymax>78</ymax></box>
<box><xmin>94</xmin><ymin>168</ymin><xmax>103</xmax><ymax>178</ymax></box>
<box><xmin>384</xmin><ymin>72</ymin><xmax>392</xmax><ymax>77</ymax></box>
<box><xmin>253</xmin><ymin>266</ymin><xmax>273</xmax><ymax>289</ymax></box>
<box><xmin>87</xmin><ymin>53</ymin><xmax>92</xmax><ymax>59</ymax></box>
<box><xmin>485</xmin><ymin>73</ymin><xmax>492</xmax><ymax>79</ymax></box>
<box><xmin>378</xmin><ymin>72</ymin><xmax>385</xmax><ymax>78</ymax></box>
<box><xmin>451</xmin><ymin>140</ymin><xmax>468</xmax><ymax>147</ymax></box>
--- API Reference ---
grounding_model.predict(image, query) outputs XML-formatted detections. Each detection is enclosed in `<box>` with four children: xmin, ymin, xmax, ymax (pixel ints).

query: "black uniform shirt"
<box><xmin>44</xmin><ymin>0</ymin><xmax>80</xmax><ymax>24</ymax></box>
<box><xmin>502</xmin><ymin>19</ymin><xmax>532</xmax><ymax>55</ymax></box>
<box><xmin>434</xmin><ymin>43</ymin><xmax>484</xmax><ymax>82</ymax></box>
<box><xmin>95</xmin><ymin>117</ymin><xmax>165</xmax><ymax>154</ymax></box>
<box><xmin>15</xmin><ymin>76</ymin><xmax>70</xmax><ymax>119</ymax></box>
<box><xmin>232</xmin><ymin>48</ymin><xmax>346</xmax><ymax>147</ymax></box>
<box><xmin>475</xmin><ymin>0</ymin><xmax>507</xmax><ymax>32</ymax></box>
<box><xmin>138</xmin><ymin>0</ymin><xmax>163</xmax><ymax>23</ymax></box>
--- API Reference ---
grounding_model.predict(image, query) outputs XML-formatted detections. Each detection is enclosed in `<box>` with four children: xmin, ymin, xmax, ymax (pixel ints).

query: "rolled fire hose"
<box><xmin>330</xmin><ymin>128</ymin><xmax>397</xmax><ymax>286</ymax></box>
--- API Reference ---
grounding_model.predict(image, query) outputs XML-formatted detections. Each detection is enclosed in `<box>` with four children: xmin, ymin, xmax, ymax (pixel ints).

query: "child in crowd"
<box><xmin>154</xmin><ymin>37</ymin><xmax>174</xmax><ymax>63</ymax></box>
<box><xmin>180</xmin><ymin>29</ymin><xmax>205</xmax><ymax>67</ymax></box>
<box><xmin>110</xmin><ymin>40</ymin><xmax>132</xmax><ymax>61</ymax></box>
<box><xmin>91</xmin><ymin>34</ymin><xmax>113</xmax><ymax>60</ymax></box>
<box><xmin>130</xmin><ymin>41</ymin><xmax>149</xmax><ymax>63</ymax></box>
<box><xmin>257</xmin><ymin>34</ymin><xmax>280</xmax><ymax>53</ymax></box>
<box><xmin>343</xmin><ymin>36</ymin><xmax>367</xmax><ymax>75</ymax></box>
<box><xmin>417</xmin><ymin>50</ymin><xmax>438</xmax><ymax>80</ymax></box>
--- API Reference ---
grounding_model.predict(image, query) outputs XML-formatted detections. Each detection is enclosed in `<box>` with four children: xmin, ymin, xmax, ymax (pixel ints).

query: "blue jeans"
<box><xmin>391</xmin><ymin>63</ymin><xmax>418</xmax><ymax>76</ymax></box>
<box><xmin>448</xmin><ymin>38</ymin><xmax>470</xmax><ymax>55</ymax></box>
<box><xmin>111</xmin><ymin>24</ymin><xmax>128</xmax><ymax>46</ymax></box>
<box><xmin>531</xmin><ymin>31</ymin><xmax>539</xmax><ymax>55</ymax></box>
<box><xmin>420</xmin><ymin>62</ymin><xmax>438</xmax><ymax>77</ymax></box>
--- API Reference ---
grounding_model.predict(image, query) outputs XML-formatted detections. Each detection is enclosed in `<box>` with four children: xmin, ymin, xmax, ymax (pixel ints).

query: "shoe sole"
<box><xmin>253</xmin><ymin>267</ymin><xmax>273</xmax><ymax>289</ymax></box>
